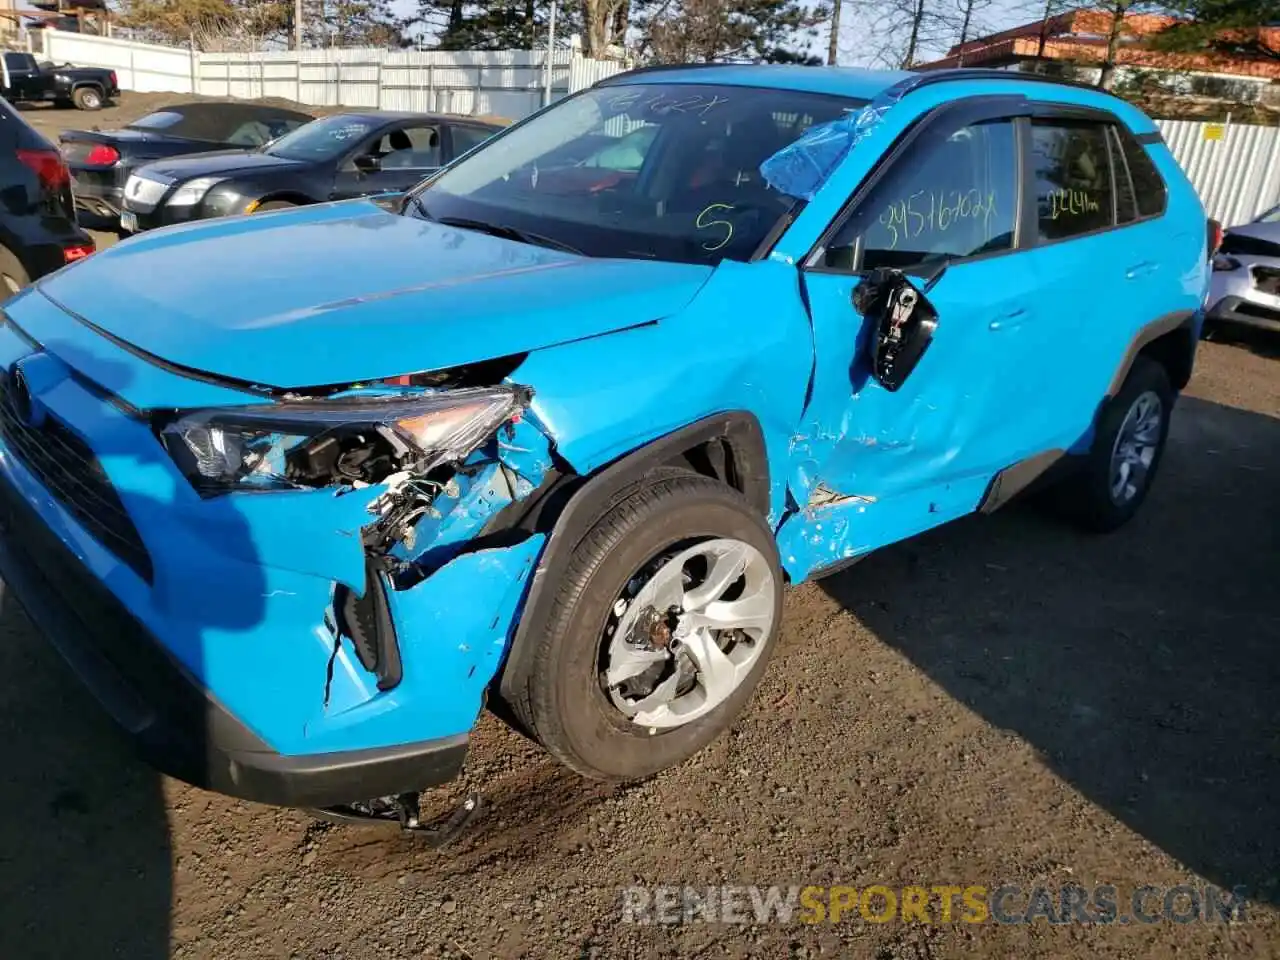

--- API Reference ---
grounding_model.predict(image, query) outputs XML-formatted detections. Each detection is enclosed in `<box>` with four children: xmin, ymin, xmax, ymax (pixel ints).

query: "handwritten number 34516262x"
<box><xmin>878</xmin><ymin>189</ymin><xmax>997</xmax><ymax>250</ymax></box>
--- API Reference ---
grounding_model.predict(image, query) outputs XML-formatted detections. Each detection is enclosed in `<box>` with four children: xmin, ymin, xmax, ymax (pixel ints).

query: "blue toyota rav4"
<box><xmin>0</xmin><ymin>65</ymin><xmax>1212</xmax><ymax>824</ymax></box>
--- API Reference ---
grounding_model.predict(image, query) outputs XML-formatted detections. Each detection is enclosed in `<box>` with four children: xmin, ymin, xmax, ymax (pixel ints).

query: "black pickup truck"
<box><xmin>0</xmin><ymin>50</ymin><xmax>117</xmax><ymax>110</ymax></box>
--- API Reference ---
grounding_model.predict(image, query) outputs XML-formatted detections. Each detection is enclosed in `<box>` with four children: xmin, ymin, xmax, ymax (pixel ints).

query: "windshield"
<box><xmin>414</xmin><ymin>83</ymin><xmax>865</xmax><ymax>264</ymax></box>
<box><xmin>266</xmin><ymin>115</ymin><xmax>377</xmax><ymax>162</ymax></box>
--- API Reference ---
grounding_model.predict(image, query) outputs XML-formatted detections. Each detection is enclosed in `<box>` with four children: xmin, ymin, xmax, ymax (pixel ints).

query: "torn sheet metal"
<box><xmin>775</xmin><ymin>474</ymin><xmax>989</xmax><ymax>583</ymax></box>
<box><xmin>376</xmin><ymin>416</ymin><xmax>552</xmax><ymax>573</ymax></box>
<box><xmin>759</xmin><ymin>77</ymin><xmax>915</xmax><ymax>201</ymax></box>
<box><xmin>805</xmin><ymin>482</ymin><xmax>877</xmax><ymax>511</ymax></box>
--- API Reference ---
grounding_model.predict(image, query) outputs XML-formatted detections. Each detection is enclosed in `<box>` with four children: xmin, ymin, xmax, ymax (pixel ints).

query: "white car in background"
<box><xmin>1207</xmin><ymin>205</ymin><xmax>1280</xmax><ymax>334</ymax></box>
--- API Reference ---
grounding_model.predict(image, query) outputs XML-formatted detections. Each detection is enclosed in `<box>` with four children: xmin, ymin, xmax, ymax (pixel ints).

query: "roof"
<box><xmin>327</xmin><ymin>110</ymin><xmax>503</xmax><ymax>127</ymax></box>
<box><xmin>599</xmin><ymin>64</ymin><xmax>915</xmax><ymax>101</ymax></box>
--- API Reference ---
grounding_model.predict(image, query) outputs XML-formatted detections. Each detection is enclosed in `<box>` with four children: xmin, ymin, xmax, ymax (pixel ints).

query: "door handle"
<box><xmin>989</xmin><ymin>307</ymin><xmax>1027</xmax><ymax>331</ymax></box>
<box><xmin>1125</xmin><ymin>261</ymin><xmax>1158</xmax><ymax>279</ymax></box>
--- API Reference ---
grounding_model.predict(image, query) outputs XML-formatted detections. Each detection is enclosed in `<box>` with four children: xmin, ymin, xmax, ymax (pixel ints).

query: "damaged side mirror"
<box><xmin>852</xmin><ymin>267</ymin><xmax>940</xmax><ymax>392</ymax></box>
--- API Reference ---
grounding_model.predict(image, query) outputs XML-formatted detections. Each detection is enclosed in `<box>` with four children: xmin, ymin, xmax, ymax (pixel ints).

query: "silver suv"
<box><xmin>1208</xmin><ymin>206</ymin><xmax>1280</xmax><ymax>334</ymax></box>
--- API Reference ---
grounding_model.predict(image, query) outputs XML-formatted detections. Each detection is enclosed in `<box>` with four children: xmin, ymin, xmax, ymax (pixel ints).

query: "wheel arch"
<box><xmin>492</xmin><ymin>411</ymin><xmax>771</xmax><ymax>710</ymax></box>
<box><xmin>1107</xmin><ymin>309</ymin><xmax>1198</xmax><ymax>399</ymax></box>
<box><xmin>250</xmin><ymin>192</ymin><xmax>314</xmax><ymax>210</ymax></box>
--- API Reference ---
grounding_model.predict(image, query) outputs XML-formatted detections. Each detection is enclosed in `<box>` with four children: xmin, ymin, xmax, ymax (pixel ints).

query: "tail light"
<box><xmin>1207</xmin><ymin>218</ymin><xmax>1223</xmax><ymax>259</ymax></box>
<box><xmin>16</xmin><ymin>148</ymin><xmax>70</xmax><ymax>190</ymax></box>
<box><xmin>62</xmin><ymin>243</ymin><xmax>94</xmax><ymax>263</ymax></box>
<box><xmin>84</xmin><ymin>143</ymin><xmax>120</xmax><ymax>165</ymax></box>
<box><xmin>109</xmin><ymin>71</ymin><xmax>117</xmax><ymax>88</ymax></box>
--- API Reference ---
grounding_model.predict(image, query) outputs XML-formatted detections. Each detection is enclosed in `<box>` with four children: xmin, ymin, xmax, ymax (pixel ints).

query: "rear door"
<box><xmin>1011</xmin><ymin>110</ymin><xmax>1162</xmax><ymax>448</ymax></box>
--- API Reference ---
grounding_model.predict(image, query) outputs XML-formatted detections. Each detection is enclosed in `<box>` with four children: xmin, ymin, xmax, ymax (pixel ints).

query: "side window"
<box><xmin>3</xmin><ymin>53</ymin><xmax>25</xmax><ymax>71</ymax></box>
<box><xmin>1109</xmin><ymin>126</ymin><xmax>1138</xmax><ymax>224</ymax></box>
<box><xmin>451</xmin><ymin>124</ymin><xmax>496</xmax><ymax>158</ymax></box>
<box><xmin>376</xmin><ymin>125</ymin><xmax>441</xmax><ymax>169</ymax></box>
<box><xmin>1114</xmin><ymin>124</ymin><xmax>1167</xmax><ymax>218</ymax></box>
<box><xmin>823</xmin><ymin>118</ymin><xmax>1018</xmax><ymax>272</ymax></box>
<box><xmin>1030</xmin><ymin>120</ymin><xmax>1114</xmax><ymax>241</ymax></box>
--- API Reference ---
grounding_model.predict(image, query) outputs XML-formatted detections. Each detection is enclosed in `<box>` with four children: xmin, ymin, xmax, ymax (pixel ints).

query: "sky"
<box><xmin>834</xmin><ymin>0</ymin><xmax>1036</xmax><ymax>67</ymax></box>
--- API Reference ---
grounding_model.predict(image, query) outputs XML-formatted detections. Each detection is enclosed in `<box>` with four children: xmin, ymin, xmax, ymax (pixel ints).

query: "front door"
<box><xmin>778</xmin><ymin>100</ymin><xmax>1041</xmax><ymax>579</ymax></box>
<box><xmin>332</xmin><ymin>122</ymin><xmax>443</xmax><ymax>200</ymax></box>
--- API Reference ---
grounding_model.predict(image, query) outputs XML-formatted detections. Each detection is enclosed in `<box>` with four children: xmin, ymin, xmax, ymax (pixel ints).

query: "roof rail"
<box><xmin>594</xmin><ymin>62</ymin><xmax>1127</xmax><ymax>103</ymax></box>
<box><xmin>903</xmin><ymin>66</ymin><xmax>1127</xmax><ymax>100</ymax></box>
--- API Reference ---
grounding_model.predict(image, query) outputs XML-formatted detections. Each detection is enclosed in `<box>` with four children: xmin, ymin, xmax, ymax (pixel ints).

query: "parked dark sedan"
<box><xmin>0</xmin><ymin>96</ymin><xmax>94</xmax><ymax>294</ymax></box>
<box><xmin>60</xmin><ymin>101</ymin><xmax>314</xmax><ymax>226</ymax></box>
<box><xmin>120</xmin><ymin>111</ymin><xmax>503</xmax><ymax>232</ymax></box>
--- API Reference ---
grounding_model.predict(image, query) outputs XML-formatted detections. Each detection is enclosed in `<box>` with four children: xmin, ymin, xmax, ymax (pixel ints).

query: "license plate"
<box><xmin>119</xmin><ymin>210</ymin><xmax>137</xmax><ymax>233</ymax></box>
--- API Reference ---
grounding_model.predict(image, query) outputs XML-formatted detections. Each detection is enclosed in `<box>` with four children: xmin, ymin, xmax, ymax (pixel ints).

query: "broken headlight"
<box><xmin>158</xmin><ymin>386</ymin><xmax>530</xmax><ymax>494</ymax></box>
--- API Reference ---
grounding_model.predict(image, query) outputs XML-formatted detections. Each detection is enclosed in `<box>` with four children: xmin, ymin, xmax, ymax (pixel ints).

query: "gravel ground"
<box><xmin>0</xmin><ymin>95</ymin><xmax>1277</xmax><ymax>960</ymax></box>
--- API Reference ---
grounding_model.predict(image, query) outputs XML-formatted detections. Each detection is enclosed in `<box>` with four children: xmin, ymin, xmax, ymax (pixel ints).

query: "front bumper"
<box><xmin>0</xmin><ymin>477</ymin><xmax>469</xmax><ymax>806</ymax></box>
<box><xmin>121</xmin><ymin>202</ymin><xmax>203</xmax><ymax>232</ymax></box>
<box><xmin>1208</xmin><ymin>294</ymin><xmax>1280</xmax><ymax>333</ymax></box>
<box><xmin>70</xmin><ymin>170</ymin><xmax>124</xmax><ymax>221</ymax></box>
<box><xmin>0</xmin><ymin>297</ymin><xmax>548</xmax><ymax>807</ymax></box>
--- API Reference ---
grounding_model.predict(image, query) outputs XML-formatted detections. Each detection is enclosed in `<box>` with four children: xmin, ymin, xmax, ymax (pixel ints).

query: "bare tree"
<box><xmin>846</xmin><ymin>0</ymin><xmax>955</xmax><ymax>68</ymax></box>
<box><xmin>828</xmin><ymin>0</ymin><xmax>842</xmax><ymax>65</ymax></box>
<box><xmin>583</xmin><ymin>0</ymin><xmax>629</xmax><ymax>57</ymax></box>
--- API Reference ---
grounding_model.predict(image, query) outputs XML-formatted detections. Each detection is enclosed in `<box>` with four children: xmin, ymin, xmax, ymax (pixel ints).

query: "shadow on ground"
<box><xmin>820</xmin><ymin>395</ymin><xmax>1279</xmax><ymax>904</ymax></box>
<box><xmin>0</xmin><ymin>591</ymin><xmax>171</xmax><ymax>959</ymax></box>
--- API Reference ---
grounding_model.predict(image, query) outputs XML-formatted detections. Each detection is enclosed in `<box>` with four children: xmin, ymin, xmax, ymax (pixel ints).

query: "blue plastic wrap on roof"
<box><xmin>760</xmin><ymin>77</ymin><xmax>916</xmax><ymax>201</ymax></box>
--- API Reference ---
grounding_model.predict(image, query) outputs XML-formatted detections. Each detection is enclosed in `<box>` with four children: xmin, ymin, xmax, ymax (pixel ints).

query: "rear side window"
<box><xmin>1108</xmin><ymin>127</ymin><xmax>1138</xmax><ymax>223</ymax></box>
<box><xmin>1114</xmin><ymin>124</ymin><xmax>1167</xmax><ymax>218</ymax></box>
<box><xmin>824</xmin><ymin>119</ymin><xmax>1019</xmax><ymax>272</ymax></box>
<box><xmin>452</xmin><ymin>124</ymin><xmax>497</xmax><ymax>157</ymax></box>
<box><xmin>1030</xmin><ymin>120</ymin><xmax>1114</xmax><ymax>242</ymax></box>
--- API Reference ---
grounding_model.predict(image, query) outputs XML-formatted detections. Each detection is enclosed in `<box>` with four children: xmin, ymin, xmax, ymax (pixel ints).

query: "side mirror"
<box><xmin>354</xmin><ymin>154</ymin><xmax>381</xmax><ymax>174</ymax></box>
<box><xmin>852</xmin><ymin>267</ymin><xmax>940</xmax><ymax>392</ymax></box>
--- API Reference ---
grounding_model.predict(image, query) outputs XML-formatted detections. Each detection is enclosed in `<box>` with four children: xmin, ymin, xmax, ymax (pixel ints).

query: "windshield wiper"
<box><xmin>432</xmin><ymin>214</ymin><xmax>584</xmax><ymax>256</ymax></box>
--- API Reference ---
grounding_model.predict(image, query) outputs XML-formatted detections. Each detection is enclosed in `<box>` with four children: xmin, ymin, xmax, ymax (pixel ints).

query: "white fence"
<box><xmin>38</xmin><ymin>31</ymin><xmax>623</xmax><ymax>120</ymax></box>
<box><xmin>28</xmin><ymin>33</ymin><xmax>1280</xmax><ymax>222</ymax></box>
<box><xmin>1156</xmin><ymin>118</ymin><xmax>1280</xmax><ymax>226</ymax></box>
<box><xmin>197</xmin><ymin>49</ymin><xmax>622</xmax><ymax>119</ymax></box>
<box><xmin>40</xmin><ymin>31</ymin><xmax>197</xmax><ymax>93</ymax></box>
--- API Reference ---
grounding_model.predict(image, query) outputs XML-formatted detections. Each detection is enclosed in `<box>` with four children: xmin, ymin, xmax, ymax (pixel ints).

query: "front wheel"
<box><xmin>506</xmin><ymin>472</ymin><xmax>784</xmax><ymax>781</ymax></box>
<box><xmin>1058</xmin><ymin>356</ymin><xmax>1173</xmax><ymax>532</ymax></box>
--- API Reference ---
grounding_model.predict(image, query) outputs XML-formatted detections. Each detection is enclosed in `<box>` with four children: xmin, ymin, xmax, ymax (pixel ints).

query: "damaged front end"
<box><xmin>158</xmin><ymin>376</ymin><xmax>551</xmax><ymax>688</ymax></box>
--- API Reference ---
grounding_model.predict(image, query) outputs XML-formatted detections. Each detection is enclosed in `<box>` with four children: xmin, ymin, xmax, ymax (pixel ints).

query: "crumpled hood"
<box><xmin>35</xmin><ymin>200</ymin><xmax>713</xmax><ymax>390</ymax></box>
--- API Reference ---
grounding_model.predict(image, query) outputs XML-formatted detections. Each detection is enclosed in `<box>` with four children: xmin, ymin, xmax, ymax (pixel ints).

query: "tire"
<box><xmin>72</xmin><ymin>86</ymin><xmax>103</xmax><ymax>111</ymax></box>
<box><xmin>254</xmin><ymin>200</ymin><xmax>298</xmax><ymax>212</ymax></box>
<box><xmin>0</xmin><ymin>245</ymin><xmax>31</xmax><ymax>298</ymax></box>
<box><xmin>506</xmin><ymin>471</ymin><xmax>784</xmax><ymax>781</ymax></box>
<box><xmin>1058</xmin><ymin>356</ymin><xmax>1174</xmax><ymax>533</ymax></box>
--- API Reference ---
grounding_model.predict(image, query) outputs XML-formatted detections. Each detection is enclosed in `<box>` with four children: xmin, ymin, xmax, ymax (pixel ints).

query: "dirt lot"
<box><xmin>0</xmin><ymin>95</ymin><xmax>1277</xmax><ymax>960</ymax></box>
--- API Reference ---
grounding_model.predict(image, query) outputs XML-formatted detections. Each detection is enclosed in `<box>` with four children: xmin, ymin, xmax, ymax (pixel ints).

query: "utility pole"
<box><xmin>294</xmin><ymin>0</ymin><xmax>303</xmax><ymax>50</ymax></box>
<box><xmin>543</xmin><ymin>0</ymin><xmax>557</xmax><ymax>107</ymax></box>
<box><xmin>827</xmin><ymin>0</ymin><xmax>842</xmax><ymax>66</ymax></box>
